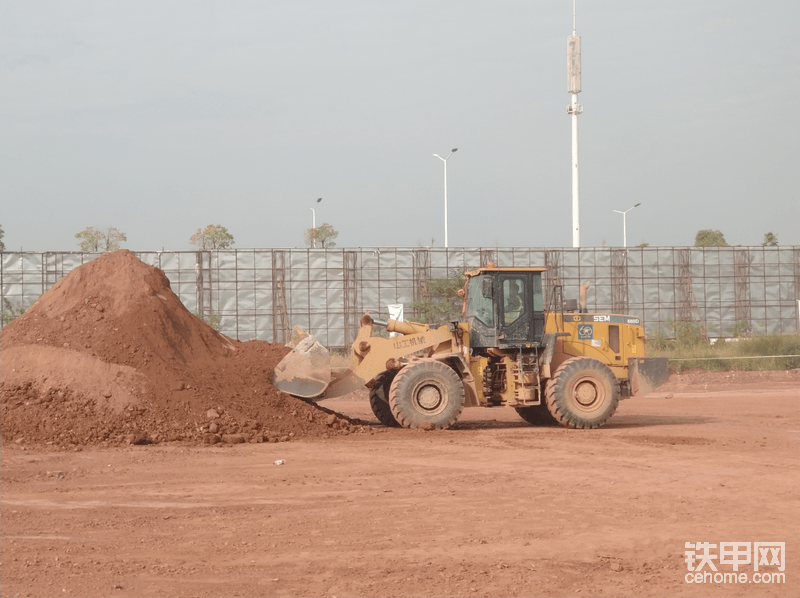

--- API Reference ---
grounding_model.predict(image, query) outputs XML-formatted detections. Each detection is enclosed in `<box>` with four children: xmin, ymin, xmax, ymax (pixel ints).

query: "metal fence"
<box><xmin>2</xmin><ymin>246</ymin><xmax>798</xmax><ymax>349</ymax></box>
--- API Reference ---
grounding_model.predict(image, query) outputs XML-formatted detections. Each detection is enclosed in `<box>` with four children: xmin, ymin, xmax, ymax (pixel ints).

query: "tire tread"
<box><xmin>545</xmin><ymin>356</ymin><xmax>619</xmax><ymax>429</ymax></box>
<box><xmin>389</xmin><ymin>361</ymin><xmax>465</xmax><ymax>429</ymax></box>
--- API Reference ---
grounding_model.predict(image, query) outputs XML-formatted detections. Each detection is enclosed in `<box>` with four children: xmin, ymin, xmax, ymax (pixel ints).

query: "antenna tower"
<box><xmin>567</xmin><ymin>0</ymin><xmax>583</xmax><ymax>247</ymax></box>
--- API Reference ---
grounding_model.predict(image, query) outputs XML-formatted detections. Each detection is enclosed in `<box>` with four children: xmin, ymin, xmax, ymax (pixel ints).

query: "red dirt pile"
<box><xmin>1</xmin><ymin>250</ymin><xmax>364</xmax><ymax>448</ymax></box>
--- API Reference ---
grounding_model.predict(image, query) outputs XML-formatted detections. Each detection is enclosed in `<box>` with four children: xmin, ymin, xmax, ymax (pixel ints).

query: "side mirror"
<box><xmin>481</xmin><ymin>278</ymin><xmax>493</xmax><ymax>298</ymax></box>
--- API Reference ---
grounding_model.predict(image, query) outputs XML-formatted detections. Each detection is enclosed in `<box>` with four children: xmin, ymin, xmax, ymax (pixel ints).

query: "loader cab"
<box><xmin>463</xmin><ymin>267</ymin><xmax>546</xmax><ymax>349</ymax></box>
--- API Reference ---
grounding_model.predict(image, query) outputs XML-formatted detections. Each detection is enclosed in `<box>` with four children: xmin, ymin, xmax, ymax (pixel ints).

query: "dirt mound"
<box><xmin>1</xmin><ymin>250</ymin><xmax>364</xmax><ymax>448</ymax></box>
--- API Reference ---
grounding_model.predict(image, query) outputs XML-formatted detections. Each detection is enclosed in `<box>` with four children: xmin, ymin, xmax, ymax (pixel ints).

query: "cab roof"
<box><xmin>465</xmin><ymin>265</ymin><xmax>547</xmax><ymax>277</ymax></box>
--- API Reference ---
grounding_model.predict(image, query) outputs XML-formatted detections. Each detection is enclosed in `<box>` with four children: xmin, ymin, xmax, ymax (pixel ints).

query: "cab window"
<box><xmin>532</xmin><ymin>273</ymin><xmax>544</xmax><ymax>311</ymax></box>
<box><xmin>503</xmin><ymin>278</ymin><xmax>525</xmax><ymax>325</ymax></box>
<box><xmin>465</xmin><ymin>276</ymin><xmax>494</xmax><ymax>326</ymax></box>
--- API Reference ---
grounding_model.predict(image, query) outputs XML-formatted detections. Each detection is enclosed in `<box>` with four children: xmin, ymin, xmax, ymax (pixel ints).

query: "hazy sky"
<box><xmin>1</xmin><ymin>1</ymin><xmax>798</xmax><ymax>252</ymax></box>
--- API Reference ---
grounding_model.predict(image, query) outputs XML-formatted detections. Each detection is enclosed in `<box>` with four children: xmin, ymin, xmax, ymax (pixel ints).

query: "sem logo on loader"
<box><xmin>571</xmin><ymin>314</ymin><xmax>641</xmax><ymax>325</ymax></box>
<box><xmin>392</xmin><ymin>335</ymin><xmax>426</xmax><ymax>350</ymax></box>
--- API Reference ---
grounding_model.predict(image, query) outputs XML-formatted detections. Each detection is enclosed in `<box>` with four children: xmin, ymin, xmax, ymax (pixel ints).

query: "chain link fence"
<box><xmin>2</xmin><ymin>246</ymin><xmax>798</xmax><ymax>349</ymax></box>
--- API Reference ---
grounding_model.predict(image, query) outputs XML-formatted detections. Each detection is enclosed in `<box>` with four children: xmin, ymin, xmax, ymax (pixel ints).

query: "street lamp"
<box><xmin>310</xmin><ymin>197</ymin><xmax>322</xmax><ymax>248</ymax></box>
<box><xmin>433</xmin><ymin>148</ymin><xmax>458</xmax><ymax>248</ymax></box>
<box><xmin>612</xmin><ymin>202</ymin><xmax>641</xmax><ymax>247</ymax></box>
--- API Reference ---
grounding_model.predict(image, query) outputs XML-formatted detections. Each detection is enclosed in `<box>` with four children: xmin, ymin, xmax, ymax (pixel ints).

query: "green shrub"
<box><xmin>649</xmin><ymin>331</ymin><xmax>800</xmax><ymax>372</ymax></box>
<box><xmin>670</xmin><ymin>319</ymin><xmax>705</xmax><ymax>349</ymax></box>
<box><xmin>646</xmin><ymin>327</ymin><xmax>671</xmax><ymax>351</ymax></box>
<box><xmin>1</xmin><ymin>300</ymin><xmax>28</xmax><ymax>325</ymax></box>
<box><xmin>728</xmin><ymin>320</ymin><xmax>750</xmax><ymax>338</ymax></box>
<box><xmin>195</xmin><ymin>312</ymin><xmax>221</xmax><ymax>331</ymax></box>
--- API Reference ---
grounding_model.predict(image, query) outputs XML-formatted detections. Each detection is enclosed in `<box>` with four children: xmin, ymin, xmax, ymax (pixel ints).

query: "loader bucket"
<box><xmin>272</xmin><ymin>334</ymin><xmax>332</xmax><ymax>398</ymax></box>
<box><xmin>628</xmin><ymin>357</ymin><xmax>670</xmax><ymax>396</ymax></box>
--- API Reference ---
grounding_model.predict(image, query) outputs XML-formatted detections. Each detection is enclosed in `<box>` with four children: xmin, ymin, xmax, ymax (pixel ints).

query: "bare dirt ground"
<box><xmin>2</xmin><ymin>370</ymin><xmax>798</xmax><ymax>598</ymax></box>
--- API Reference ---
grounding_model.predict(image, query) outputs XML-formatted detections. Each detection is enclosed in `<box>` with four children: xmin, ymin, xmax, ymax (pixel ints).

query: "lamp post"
<box><xmin>612</xmin><ymin>202</ymin><xmax>641</xmax><ymax>247</ymax></box>
<box><xmin>309</xmin><ymin>197</ymin><xmax>322</xmax><ymax>248</ymax></box>
<box><xmin>433</xmin><ymin>148</ymin><xmax>458</xmax><ymax>248</ymax></box>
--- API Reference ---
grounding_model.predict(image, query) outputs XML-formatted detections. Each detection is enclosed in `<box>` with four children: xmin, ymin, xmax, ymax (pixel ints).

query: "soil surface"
<box><xmin>1</xmin><ymin>250</ymin><xmax>366</xmax><ymax>449</ymax></box>
<box><xmin>2</xmin><ymin>251</ymin><xmax>798</xmax><ymax>596</ymax></box>
<box><xmin>2</xmin><ymin>370</ymin><xmax>798</xmax><ymax>597</ymax></box>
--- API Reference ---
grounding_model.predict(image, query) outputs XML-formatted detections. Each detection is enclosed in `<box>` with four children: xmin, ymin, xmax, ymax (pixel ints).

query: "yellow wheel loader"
<box><xmin>273</xmin><ymin>266</ymin><xmax>668</xmax><ymax>430</ymax></box>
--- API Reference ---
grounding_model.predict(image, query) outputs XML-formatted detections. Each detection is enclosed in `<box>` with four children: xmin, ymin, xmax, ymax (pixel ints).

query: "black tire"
<box><xmin>545</xmin><ymin>357</ymin><xmax>620</xmax><ymax>429</ymax></box>
<box><xmin>389</xmin><ymin>361</ymin><xmax>465</xmax><ymax>429</ymax></box>
<box><xmin>515</xmin><ymin>404</ymin><xmax>559</xmax><ymax>426</ymax></box>
<box><xmin>369</xmin><ymin>373</ymin><xmax>400</xmax><ymax>427</ymax></box>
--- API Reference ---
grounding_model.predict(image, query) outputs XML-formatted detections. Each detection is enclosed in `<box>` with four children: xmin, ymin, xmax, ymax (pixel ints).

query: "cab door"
<box><xmin>498</xmin><ymin>274</ymin><xmax>531</xmax><ymax>345</ymax></box>
<box><xmin>497</xmin><ymin>272</ymin><xmax>544</xmax><ymax>347</ymax></box>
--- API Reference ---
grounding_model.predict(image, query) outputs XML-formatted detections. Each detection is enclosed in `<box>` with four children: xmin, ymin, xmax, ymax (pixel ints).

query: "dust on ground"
<box><xmin>2</xmin><ymin>370</ymin><xmax>798</xmax><ymax>598</ymax></box>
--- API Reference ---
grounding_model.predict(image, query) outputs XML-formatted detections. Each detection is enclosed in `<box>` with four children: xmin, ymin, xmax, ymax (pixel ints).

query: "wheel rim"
<box><xmin>572</xmin><ymin>376</ymin><xmax>605</xmax><ymax>411</ymax></box>
<box><xmin>414</xmin><ymin>383</ymin><xmax>445</xmax><ymax>414</ymax></box>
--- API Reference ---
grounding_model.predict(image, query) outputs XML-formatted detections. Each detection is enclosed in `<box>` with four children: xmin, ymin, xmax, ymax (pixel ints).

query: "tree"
<box><xmin>76</xmin><ymin>227</ymin><xmax>104</xmax><ymax>252</ymax></box>
<box><xmin>410</xmin><ymin>271</ymin><xmax>466</xmax><ymax>326</ymax></box>
<box><xmin>75</xmin><ymin>226</ymin><xmax>127</xmax><ymax>252</ymax></box>
<box><xmin>305</xmin><ymin>223</ymin><xmax>339</xmax><ymax>248</ymax></box>
<box><xmin>694</xmin><ymin>229</ymin><xmax>728</xmax><ymax>247</ymax></box>
<box><xmin>190</xmin><ymin>224</ymin><xmax>235</xmax><ymax>249</ymax></box>
<box><xmin>762</xmin><ymin>232</ymin><xmax>778</xmax><ymax>246</ymax></box>
<box><xmin>2</xmin><ymin>298</ymin><xmax>27</xmax><ymax>324</ymax></box>
<box><xmin>0</xmin><ymin>224</ymin><xmax>5</xmax><ymax>251</ymax></box>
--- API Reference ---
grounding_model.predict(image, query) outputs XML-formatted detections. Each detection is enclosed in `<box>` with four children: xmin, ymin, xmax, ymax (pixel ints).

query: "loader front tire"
<box><xmin>389</xmin><ymin>361</ymin><xmax>465</xmax><ymax>430</ymax></box>
<box><xmin>545</xmin><ymin>357</ymin><xmax>619</xmax><ymax>429</ymax></box>
<box><xmin>515</xmin><ymin>404</ymin><xmax>559</xmax><ymax>426</ymax></box>
<box><xmin>369</xmin><ymin>373</ymin><xmax>400</xmax><ymax>427</ymax></box>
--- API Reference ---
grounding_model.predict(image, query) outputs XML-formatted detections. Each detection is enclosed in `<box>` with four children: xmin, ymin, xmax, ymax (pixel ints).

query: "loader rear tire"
<box><xmin>515</xmin><ymin>404</ymin><xmax>559</xmax><ymax>426</ymax></box>
<box><xmin>369</xmin><ymin>373</ymin><xmax>400</xmax><ymax>427</ymax></box>
<box><xmin>389</xmin><ymin>361</ymin><xmax>465</xmax><ymax>430</ymax></box>
<box><xmin>545</xmin><ymin>357</ymin><xmax>619</xmax><ymax>429</ymax></box>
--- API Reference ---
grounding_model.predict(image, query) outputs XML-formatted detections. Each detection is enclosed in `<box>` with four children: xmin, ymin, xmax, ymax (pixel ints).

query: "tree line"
<box><xmin>693</xmin><ymin>230</ymin><xmax>779</xmax><ymax>248</ymax></box>
<box><xmin>69</xmin><ymin>223</ymin><xmax>338</xmax><ymax>252</ymax></box>
<box><xmin>0</xmin><ymin>225</ymin><xmax>782</xmax><ymax>253</ymax></box>
<box><xmin>0</xmin><ymin>223</ymin><xmax>338</xmax><ymax>253</ymax></box>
